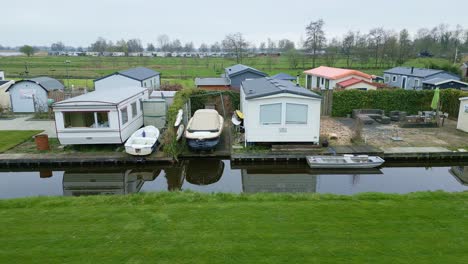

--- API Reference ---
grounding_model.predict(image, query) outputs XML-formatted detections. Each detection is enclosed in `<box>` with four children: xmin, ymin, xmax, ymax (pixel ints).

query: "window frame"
<box><xmin>131</xmin><ymin>102</ymin><xmax>138</xmax><ymax>118</ymax></box>
<box><xmin>384</xmin><ymin>76</ymin><xmax>390</xmax><ymax>83</ymax></box>
<box><xmin>120</xmin><ymin>107</ymin><xmax>128</xmax><ymax>125</ymax></box>
<box><xmin>63</xmin><ymin>111</ymin><xmax>110</xmax><ymax>129</ymax></box>
<box><xmin>392</xmin><ymin>75</ymin><xmax>397</xmax><ymax>82</ymax></box>
<box><xmin>259</xmin><ymin>103</ymin><xmax>282</xmax><ymax>125</ymax></box>
<box><xmin>285</xmin><ymin>103</ymin><xmax>308</xmax><ymax>125</ymax></box>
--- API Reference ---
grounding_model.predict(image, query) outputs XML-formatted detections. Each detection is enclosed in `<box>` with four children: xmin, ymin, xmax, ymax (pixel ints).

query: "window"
<box><xmin>316</xmin><ymin>77</ymin><xmax>321</xmax><ymax>87</ymax></box>
<box><xmin>414</xmin><ymin>79</ymin><xmax>420</xmax><ymax>88</ymax></box>
<box><xmin>392</xmin><ymin>75</ymin><xmax>397</xmax><ymax>82</ymax></box>
<box><xmin>131</xmin><ymin>102</ymin><xmax>138</xmax><ymax>118</ymax></box>
<box><xmin>120</xmin><ymin>107</ymin><xmax>128</xmax><ymax>125</ymax></box>
<box><xmin>260</xmin><ymin>103</ymin><xmax>282</xmax><ymax>125</ymax></box>
<box><xmin>286</xmin><ymin>103</ymin><xmax>308</xmax><ymax>124</ymax></box>
<box><xmin>139</xmin><ymin>99</ymin><xmax>144</xmax><ymax>112</ymax></box>
<box><xmin>321</xmin><ymin>78</ymin><xmax>325</xmax><ymax>85</ymax></box>
<box><xmin>384</xmin><ymin>76</ymin><xmax>390</xmax><ymax>83</ymax></box>
<box><xmin>325</xmin><ymin>79</ymin><xmax>330</xmax><ymax>89</ymax></box>
<box><xmin>63</xmin><ymin>112</ymin><xmax>109</xmax><ymax>128</ymax></box>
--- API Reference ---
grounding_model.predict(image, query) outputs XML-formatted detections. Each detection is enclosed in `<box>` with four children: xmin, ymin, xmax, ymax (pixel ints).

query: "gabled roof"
<box><xmin>423</xmin><ymin>78</ymin><xmax>468</xmax><ymax>86</ymax></box>
<box><xmin>6</xmin><ymin>77</ymin><xmax>64</xmax><ymax>92</ymax></box>
<box><xmin>225</xmin><ymin>64</ymin><xmax>267</xmax><ymax>78</ymax></box>
<box><xmin>337</xmin><ymin>78</ymin><xmax>375</xmax><ymax>88</ymax></box>
<box><xmin>242</xmin><ymin>77</ymin><xmax>322</xmax><ymax>100</ymax></box>
<box><xmin>94</xmin><ymin>67</ymin><xmax>160</xmax><ymax>82</ymax></box>
<box><xmin>195</xmin><ymin>77</ymin><xmax>230</xmax><ymax>86</ymax></box>
<box><xmin>53</xmin><ymin>87</ymin><xmax>147</xmax><ymax>107</ymax></box>
<box><xmin>383</xmin><ymin>67</ymin><xmax>447</xmax><ymax>78</ymax></box>
<box><xmin>271</xmin><ymin>73</ymin><xmax>297</xmax><ymax>81</ymax></box>
<box><xmin>303</xmin><ymin>66</ymin><xmax>371</xmax><ymax>80</ymax></box>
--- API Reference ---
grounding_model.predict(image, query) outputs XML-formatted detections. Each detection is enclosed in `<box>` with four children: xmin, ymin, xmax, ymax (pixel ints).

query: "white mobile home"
<box><xmin>53</xmin><ymin>87</ymin><xmax>149</xmax><ymax>145</ymax></box>
<box><xmin>240</xmin><ymin>78</ymin><xmax>322</xmax><ymax>144</ymax></box>
<box><xmin>94</xmin><ymin>67</ymin><xmax>161</xmax><ymax>91</ymax></box>
<box><xmin>457</xmin><ymin>97</ymin><xmax>468</xmax><ymax>133</ymax></box>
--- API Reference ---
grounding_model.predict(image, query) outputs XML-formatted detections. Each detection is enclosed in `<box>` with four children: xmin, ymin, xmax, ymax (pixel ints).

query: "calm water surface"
<box><xmin>1</xmin><ymin>159</ymin><xmax>467</xmax><ymax>199</ymax></box>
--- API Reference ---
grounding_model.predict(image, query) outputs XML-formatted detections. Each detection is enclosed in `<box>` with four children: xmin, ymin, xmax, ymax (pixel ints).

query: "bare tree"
<box><xmin>89</xmin><ymin>37</ymin><xmax>108</xmax><ymax>53</ymax></box>
<box><xmin>398</xmin><ymin>29</ymin><xmax>411</xmax><ymax>64</ymax></box>
<box><xmin>183</xmin><ymin>42</ymin><xmax>194</xmax><ymax>52</ymax></box>
<box><xmin>341</xmin><ymin>31</ymin><xmax>355</xmax><ymax>67</ymax></box>
<box><xmin>146</xmin><ymin>43</ymin><xmax>156</xmax><ymax>52</ymax></box>
<box><xmin>278</xmin><ymin>39</ymin><xmax>295</xmax><ymax>52</ymax></box>
<box><xmin>157</xmin><ymin>34</ymin><xmax>170</xmax><ymax>52</ymax></box>
<box><xmin>127</xmin><ymin>39</ymin><xmax>143</xmax><ymax>53</ymax></box>
<box><xmin>210</xmin><ymin>42</ymin><xmax>221</xmax><ymax>52</ymax></box>
<box><xmin>259</xmin><ymin>42</ymin><xmax>266</xmax><ymax>53</ymax></box>
<box><xmin>51</xmin><ymin>41</ymin><xmax>65</xmax><ymax>52</ymax></box>
<box><xmin>368</xmin><ymin>28</ymin><xmax>386</xmax><ymax>67</ymax></box>
<box><xmin>199</xmin><ymin>43</ymin><xmax>209</xmax><ymax>52</ymax></box>
<box><xmin>222</xmin><ymin>33</ymin><xmax>248</xmax><ymax>63</ymax></box>
<box><xmin>267</xmin><ymin>38</ymin><xmax>276</xmax><ymax>54</ymax></box>
<box><xmin>305</xmin><ymin>19</ymin><xmax>326</xmax><ymax>68</ymax></box>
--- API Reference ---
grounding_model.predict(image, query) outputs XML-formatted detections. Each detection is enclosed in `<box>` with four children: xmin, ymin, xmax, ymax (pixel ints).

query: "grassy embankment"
<box><xmin>1</xmin><ymin>55</ymin><xmax>452</xmax><ymax>89</ymax></box>
<box><xmin>0</xmin><ymin>191</ymin><xmax>467</xmax><ymax>263</ymax></box>
<box><xmin>0</xmin><ymin>130</ymin><xmax>42</xmax><ymax>153</ymax></box>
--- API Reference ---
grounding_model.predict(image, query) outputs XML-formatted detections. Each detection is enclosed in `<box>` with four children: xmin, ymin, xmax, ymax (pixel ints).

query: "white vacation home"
<box><xmin>94</xmin><ymin>67</ymin><xmax>161</xmax><ymax>91</ymax></box>
<box><xmin>457</xmin><ymin>97</ymin><xmax>468</xmax><ymax>133</ymax></box>
<box><xmin>53</xmin><ymin>87</ymin><xmax>149</xmax><ymax>145</ymax></box>
<box><xmin>240</xmin><ymin>77</ymin><xmax>322</xmax><ymax>145</ymax></box>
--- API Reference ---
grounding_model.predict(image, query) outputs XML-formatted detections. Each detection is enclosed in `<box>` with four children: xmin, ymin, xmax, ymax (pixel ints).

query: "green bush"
<box><xmin>332</xmin><ymin>89</ymin><xmax>468</xmax><ymax>118</ymax></box>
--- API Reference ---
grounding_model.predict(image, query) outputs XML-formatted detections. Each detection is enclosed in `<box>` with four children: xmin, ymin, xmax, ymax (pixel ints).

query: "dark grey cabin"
<box><xmin>383</xmin><ymin>67</ymin><xmax>461</xmax><ymax>90</ymax></box>
<box><xmin>223</xmin><ymin>64</ymin><xmax>268</xmax><ymax>88</ymax></box>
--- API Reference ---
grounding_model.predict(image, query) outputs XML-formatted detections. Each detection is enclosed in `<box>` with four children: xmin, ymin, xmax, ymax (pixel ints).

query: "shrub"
<box><xmin>332</xmin><ymin>89</ymin><xmax>468</xmax><ymax>118</ymax></box>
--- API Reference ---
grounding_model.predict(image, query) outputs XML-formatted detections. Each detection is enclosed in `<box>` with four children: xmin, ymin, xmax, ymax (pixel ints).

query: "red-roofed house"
<box><xmin>303</xmin><ymin>66</ymin><xmax>372</xmax><ymax>90</ymax></box>
<box><xmin>335</xmin><ymin>78</ymin><xmax>379</xmax><ymax>91</ymax></box>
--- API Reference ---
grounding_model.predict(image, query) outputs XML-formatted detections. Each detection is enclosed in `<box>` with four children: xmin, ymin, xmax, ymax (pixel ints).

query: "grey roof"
<box><xmin>242</xmin><ymin>77</ymin><xmax>322</xmax><ymax>100</ymax></box>
<box><xmin>6</xmin><ymin>76</ymin><xmax>64</xmax><ymax>92</ymax></box>
<box><xmin>28</xmin><ymin>77</ymin><xmax>65</xmax><ymax>91</ymax></box>
<box><xmin>225</xmin><ymin>64</ymin><xmax>267</xmax><ymax>78</ymax></box>
<box><xmin>53</xmin><ymin>87</ymin><xmax>147</xmax><ymax>107</ymax></box>
<box><xmin>271</xmin><ymin>73</ymin><xmax>297</xmax><ymax>81</ymax></box>
<box><xmin>95</xmin><ymin>67</ymin><xmax>160</xmax><ymax>82</ymax></box>
<box><xmin>383</xmin><ymin>67</ymin><xmax>444</xmax><ymax>78</ymax></box>
<box><xmin>118</xmin><ymin>67</ymin><xmax>160</xmax><ymax>81</ymax></box>
<box><xmin>423</xmin><ymin>78</ymin><xmax>468</xmax><ymax>86</ymax></box>
<box><xmin>195</xmin><ymin>77</ymin><xmax>230</xmax><ymax>86</ymax></box>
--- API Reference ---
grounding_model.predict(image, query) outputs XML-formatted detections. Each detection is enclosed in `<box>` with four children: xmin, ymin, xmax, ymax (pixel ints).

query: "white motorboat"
<box><xmin>306</xmin><ymin>155</ymin><xmax>385</xmax><ymax>169</ymax></box>
<box><xmin>185</xmin><ymin>109</ymin><xmax>224</xmax><ymax>151</ymax></box>
<box><xmin>125</xmin><ymin>126</ymin><xmax>160</xmax><ymax>156</ymax></box>
<box><xmin>174</xmin><ymin>109</ymin><xmax>183</xmax><ymax>127</ymax></box>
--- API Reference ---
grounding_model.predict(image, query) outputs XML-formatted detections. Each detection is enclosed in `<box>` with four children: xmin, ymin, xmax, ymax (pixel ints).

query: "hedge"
<box><xmin>332</xmin><ymin>89</ymin><xmax>468</xmax><ymax>118</ymax></box>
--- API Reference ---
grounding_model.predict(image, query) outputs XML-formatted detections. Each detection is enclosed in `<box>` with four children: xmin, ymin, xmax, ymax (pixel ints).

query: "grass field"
<box><xmin>0</xmin><ymin>191</ymin><xmax>467</xmax><ymax>263</ymax></box>
<box><xmin>1</xmin><ymin>55</ymin><xmax>453</xmax><ymax>89</ymax></box>
<box><xmin>0</xmin><ymin>130</ymin><xmax>42</xmax><ymax>153</ymax></box>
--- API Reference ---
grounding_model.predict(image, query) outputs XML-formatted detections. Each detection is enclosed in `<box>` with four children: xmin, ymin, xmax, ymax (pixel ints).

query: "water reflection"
<box><xmin>62</xmin><ymin>168</ymin><xmax>161</xmax><ymax>196</ymax></box>
<box><xmin>185</xmin><ymin>159</ymin><xmax>224</xmax><ymax>186</ymax></box>
<box><xmin>449</xmin><ymin>166</ymin><xmax>468</xmax><ymax>185</ymax></box>
<box><xmin>0</xmin><ymin>162</ymin><xmax>468</xmax><ymax>199</ymax></box>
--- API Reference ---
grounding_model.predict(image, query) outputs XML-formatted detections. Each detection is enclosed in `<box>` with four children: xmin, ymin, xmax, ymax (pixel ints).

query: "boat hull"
<box><xmin>125</xmin><ymin>144</ymin><xmax>156</xmax><ymax>156</ymax></box>
<box><xmin>306</xmin><ymin>156</ymin><xmax>385</xmax><ymax>169</ymax></box>
<box><xmin>187</xmin><ymin>137</ymin><xmax>220</xmax><ymax>151</ymax></box>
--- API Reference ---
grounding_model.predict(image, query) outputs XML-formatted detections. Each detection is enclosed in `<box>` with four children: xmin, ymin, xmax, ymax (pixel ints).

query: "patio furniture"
<box><xmin>352</xmin><ymin>109</ymin><xmax>390</xmax><ymax>125</ymax></box>
<box><xmin>389</xmin><ymin>111</ymin><xmax>407</xmax><ymax>121</ymax></box>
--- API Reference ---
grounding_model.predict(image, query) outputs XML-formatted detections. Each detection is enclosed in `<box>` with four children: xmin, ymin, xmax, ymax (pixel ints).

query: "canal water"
<box><xmin>1</xmin><ymin>159</ymin><xmax>467</xmax><ymax>199</ymax></box>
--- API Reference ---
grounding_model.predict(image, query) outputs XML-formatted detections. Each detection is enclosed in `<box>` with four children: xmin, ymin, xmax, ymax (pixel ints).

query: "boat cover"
<box><xmin>187</xmin><ymin>109</ymin><xmax>220</xmax><ymax>132</ymax></box>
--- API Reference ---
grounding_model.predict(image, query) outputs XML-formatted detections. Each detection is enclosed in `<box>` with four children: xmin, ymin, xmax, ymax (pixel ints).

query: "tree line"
<box><xmin>6</xmin><ymin>21</ymin><xmax>468</xmax><ymax>68</ymax></box>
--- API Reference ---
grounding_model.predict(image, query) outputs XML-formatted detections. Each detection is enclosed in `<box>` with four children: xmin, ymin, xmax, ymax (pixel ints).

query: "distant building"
<box><xmin>195</xmin><ymin>77</ymin><xmax>231</xmax><ymax>91</ymax></box>
<box><xmin>383</xmin><ymin>67</ymin><xmax>461</xmax><ymax>90</ymax></box>
<box><xmin>335</xmin><ymin>78</ymin><xmax>379</xmax><ymax>91</ymax></box>
<box><xmin>223</xmin><ymin>64</ymin><xmax>268</xmax><ymax>88</ymax></box>
<box><xmin>94</xmin><ymin>67</ymin><xmax>161</xmax><ymax>91</ymax></box>
<box><xmin>6</xmin><ymin>77</ymin><xmax>64</xmax><ymax>112</ymax></box>
<box><xmin>271</xmin><ymin>73</ymin><xmax>297</xmax><ymax>82</ymax></box>
<box><xmin>422</xmin><ymin>78</ymin><xmax>468</xmax><ymax>90</ymax></box>
<box><xmin>303</xmin><ymin>66</ymin><xmax>372</xmax><ymax>90</ymax></box>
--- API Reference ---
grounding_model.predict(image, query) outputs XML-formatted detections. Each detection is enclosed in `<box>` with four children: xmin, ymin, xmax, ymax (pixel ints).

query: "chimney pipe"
<box><xmin>411</xmin><ymin>67</ymin><xmax>414</xmax><ymax>74</ymax></box>
<box><xmin>296</xmin><ymin>75</ymin><xmax>300</xmax><ymax>85</ymax></box>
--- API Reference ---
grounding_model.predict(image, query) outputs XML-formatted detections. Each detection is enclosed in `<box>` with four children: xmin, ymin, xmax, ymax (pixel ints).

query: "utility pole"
<box><xmin>64</xmin><ymin>60</ymin><xmax>71</xmax><ymax>88</ymax></box>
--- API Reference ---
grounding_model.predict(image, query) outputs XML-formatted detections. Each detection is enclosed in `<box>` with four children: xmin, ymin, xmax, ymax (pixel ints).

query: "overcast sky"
<box><xmin>1</xmin><ymin>0</ymin><xmax>466</xmax><ymax>48</ymax></box>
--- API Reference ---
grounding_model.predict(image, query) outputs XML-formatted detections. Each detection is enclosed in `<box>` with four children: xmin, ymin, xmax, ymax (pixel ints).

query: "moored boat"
<box><xmin>185</xmin><ymin>109</ymin><xmax>224</xmax><ymax>151</ymax></box>
<box><xmin>124</xmin><ymin>126</ymin><xmax>160</xmax><ymax>156</ymax></box>
<box><xmin>306</xmin><ymin>155</ymin><xmax>385</xmax><ymax>169</ymax></box>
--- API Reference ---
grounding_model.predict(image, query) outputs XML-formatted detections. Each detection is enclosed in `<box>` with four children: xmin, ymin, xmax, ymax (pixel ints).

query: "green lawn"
<box><xmin>0</xmin><ymin>130</ymin><xmax>42</xmax><ymax>153</ymax></box>
<box><xmin>1</xmin><ymin>192</ymin><xmax>467</xmax><ymax>263</ymax></box>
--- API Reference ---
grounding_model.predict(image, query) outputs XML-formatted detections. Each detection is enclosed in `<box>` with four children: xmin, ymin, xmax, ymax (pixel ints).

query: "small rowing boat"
<box><xmin>306</xmin><ymin>155</ymin><xmax>385</xmax><ymax>169</ymax></box>
<box><xmin>125</xmin><ymin>126</ymin><xmax>160</xmax><ymax>156</ymax></box>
